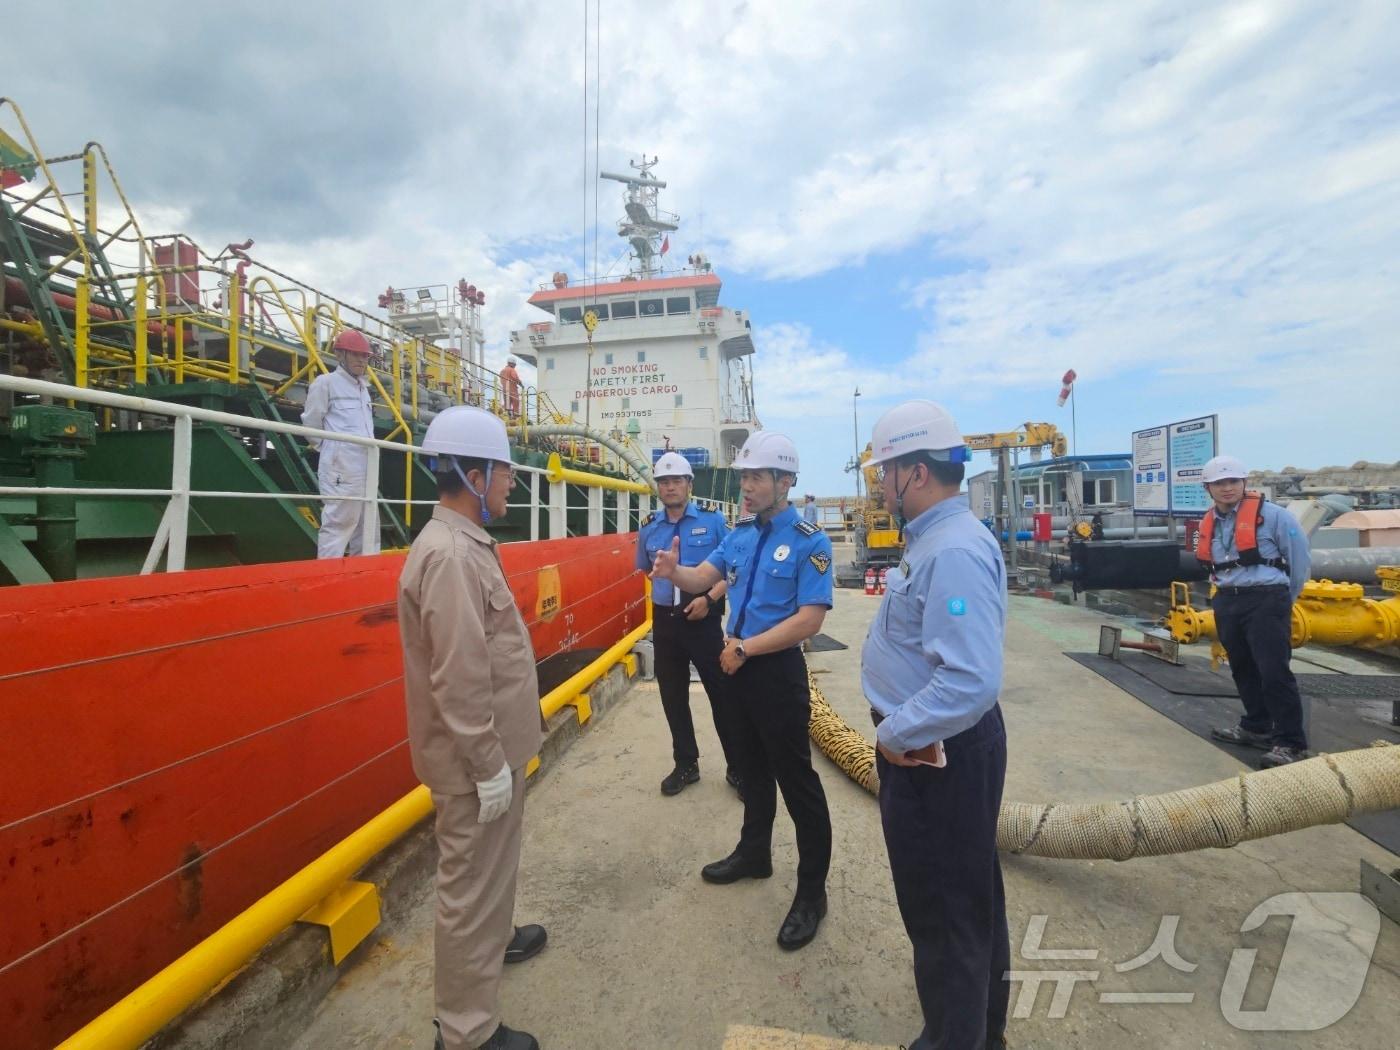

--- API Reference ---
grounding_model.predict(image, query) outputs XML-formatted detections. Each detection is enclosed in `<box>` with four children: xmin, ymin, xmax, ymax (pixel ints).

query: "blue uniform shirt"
<box><xmin>705</xmin><ymin>504</ymin><xmax>833</xmax><ymax>638</ymax></box>
<box><xmin>636</xmin><ymin>501</ymin><xmax>729</xmax><ymax>606</ymax></box>
<box><xmin>861</xmin><ymin>498</ymin><xmax>1008</xmax><ymax>754</ymax></box>
<box><xmin>1209</xmin><ymin>500</ymin><xmax>1310</xmax><ymax>602</ymax></box>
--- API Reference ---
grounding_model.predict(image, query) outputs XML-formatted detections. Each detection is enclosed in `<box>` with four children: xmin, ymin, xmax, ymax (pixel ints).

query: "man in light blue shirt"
<box><xmin>1200</xmin><ymin>455</ymin><xmax>1312</xmax><ymax>767</ymax></box>
<box><xmin>802</xmin><ymin>493</ymin><xmax>819</xmax><ymax>526</ymax></box>
<box><xmin>860</xmin><ymin>400</ymin><xmax>1009</xmax><ymax>1050</ymax></box>
<box><xmin>651</xmin><ymin>431</ymin><xmax>835</xmax><ymax>952</ymax></box>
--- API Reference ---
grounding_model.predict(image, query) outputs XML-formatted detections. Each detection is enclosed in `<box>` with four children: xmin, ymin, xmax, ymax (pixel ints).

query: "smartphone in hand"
<box><xmin>905</xmin><ymin>741</ymin><xmax>946</xmax><ymax>768</ymax></box>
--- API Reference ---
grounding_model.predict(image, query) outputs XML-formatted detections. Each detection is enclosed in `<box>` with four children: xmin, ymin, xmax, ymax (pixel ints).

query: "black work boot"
<box><xmin>504</xmin><ymin>923</ymin><xmax>547</xmax><ymax>964</ymax></box>
<box><xmin>660</xmin><ymin>762</ymin><xmax>700</xmax><ymax>796</ymax></box>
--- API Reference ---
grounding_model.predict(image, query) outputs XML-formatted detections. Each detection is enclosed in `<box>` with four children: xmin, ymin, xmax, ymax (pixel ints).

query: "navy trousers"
<box><xmin>726</xmin><ymin>647</ymin><xmax>832</xmax><ymax>897</ymax></box>
<box><xmin>651</xmin><ymin>603</ymin><xmax>739</xmax><ymax>771</ymax></box>
<box><xmin>1213</xmin><ymin>584</ymin><xmax>1307</xmax><ymax>750</ymax></box>
<box><xmin>876</xmin><ymin>704</ymin><xmax>1009</xmax><ymax>1050</ymax></box>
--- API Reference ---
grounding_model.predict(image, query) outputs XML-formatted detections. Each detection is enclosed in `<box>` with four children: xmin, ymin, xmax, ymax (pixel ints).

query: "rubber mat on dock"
<box><xmin>1067</xmin><ymin>651</ymin><xmax>1400</xmax><ymax>855</ymax></box>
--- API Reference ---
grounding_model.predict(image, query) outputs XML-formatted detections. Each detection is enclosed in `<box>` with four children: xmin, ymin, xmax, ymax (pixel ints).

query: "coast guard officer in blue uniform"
<box><xmin>650</xmin><ymin>431</ymin><xmax>835</xmax><ymax>951</ymax></box>
<box><xmin>636</xmin><ymin>451</ymin><xmax>740</xmax><ymax>796</ymax></box>
<box><xmin>1200</xmin><ymin>455</ymin><xmax>1312</xmax><ymax>768</ymax></box>
<box><xmin>861</xmin><ymin>400</ymin><xmax>1010</xmax><ymax>1050</ymax></box>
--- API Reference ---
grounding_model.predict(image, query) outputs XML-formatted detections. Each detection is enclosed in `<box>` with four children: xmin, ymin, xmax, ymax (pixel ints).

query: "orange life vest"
<box><xmin>1195</xmin><ymin>491</ymin><xmax>1288</xmax><ymax>572</ymax></box>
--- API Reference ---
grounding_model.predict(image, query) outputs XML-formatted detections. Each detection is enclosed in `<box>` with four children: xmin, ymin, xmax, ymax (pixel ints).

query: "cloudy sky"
<box><xmin>8</xmin><ymin>0</ymin><xmax>1398</xmax><ymax>494</ymax></box>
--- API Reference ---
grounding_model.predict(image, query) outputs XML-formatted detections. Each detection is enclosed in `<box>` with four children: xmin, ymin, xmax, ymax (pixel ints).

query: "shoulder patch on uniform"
<box><xmin>736</xmin><ymin>514</ymin><xmax>757</xmax><ymax>526</ymax></box>
<box><xmin>794</xmin><ymin>518</ymin><xmax>821</xmax><ymax>536</ymax></box>
<box><xmin>809</xmin><ymin>551</ymin><xmax>831</xmax><ymax>575</ymax></box>
<box><xmin>644</xmin><ymin>510</ymin><xmax>661</xmax><ymax>525</ymax></box>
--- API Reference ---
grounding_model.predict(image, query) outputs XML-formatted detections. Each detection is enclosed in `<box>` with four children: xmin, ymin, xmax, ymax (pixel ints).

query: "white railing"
<box><xmin>0</xmin><ymin>375</ymin><xmax>658</xmax><ymax>575</ymax></box>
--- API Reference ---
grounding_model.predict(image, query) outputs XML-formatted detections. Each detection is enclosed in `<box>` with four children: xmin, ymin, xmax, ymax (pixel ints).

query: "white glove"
<box><xmin>475</xmin><ymin>762</ymin><xmax>513</xmax><ymax>824</ymax></box>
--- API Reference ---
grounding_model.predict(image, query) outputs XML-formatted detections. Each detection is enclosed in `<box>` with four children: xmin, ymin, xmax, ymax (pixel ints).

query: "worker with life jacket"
<box><xmin>1199</xmin><ymin>455</ymin><xmax>1312</xmax><ymax>768</ymax></box>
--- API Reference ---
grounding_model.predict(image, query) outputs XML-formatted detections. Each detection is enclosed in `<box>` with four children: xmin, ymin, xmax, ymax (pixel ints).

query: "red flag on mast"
<box><xmin>660</xmin><ymin>235</ymin><xmax>670</xmax><ymax>255</ymax></box>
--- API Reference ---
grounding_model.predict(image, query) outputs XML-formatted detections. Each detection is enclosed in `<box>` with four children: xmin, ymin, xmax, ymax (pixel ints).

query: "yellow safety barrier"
<box><xmin>57</xmin><ymin>587</ymin><xmax>653</xmax><ymax>1050</ymax></box>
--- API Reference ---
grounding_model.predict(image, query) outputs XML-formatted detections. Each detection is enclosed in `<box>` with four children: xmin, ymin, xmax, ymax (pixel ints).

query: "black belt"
<box><xmin>1214</xmin><ymin>583</ymin><xmax>1289</xmax><ymax>596</ymax></box>
<box><xmin>651</xmin><ymin>602</ymin><xmax>723</xmax><ymax>618</ymax></box>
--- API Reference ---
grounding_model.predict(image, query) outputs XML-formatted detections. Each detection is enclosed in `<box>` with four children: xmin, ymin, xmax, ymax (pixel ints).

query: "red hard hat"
<box><xmin>332</xmin><ymin>329</ymin><xmax>372</xmax><ymax>355</ymax></box>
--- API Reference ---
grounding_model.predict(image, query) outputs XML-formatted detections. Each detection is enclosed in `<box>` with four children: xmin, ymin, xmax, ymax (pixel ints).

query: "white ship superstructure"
<box><xmin>510</xmin><ymin>158</ymin><xmax>759</xmax><ymax>469</ymax></box>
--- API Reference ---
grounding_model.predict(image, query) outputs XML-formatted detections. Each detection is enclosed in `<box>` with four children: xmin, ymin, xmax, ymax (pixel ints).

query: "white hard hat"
<box><xmin>422</xmin><ymin>405</ymin><xmax>511</xmax><ymax>462</ymax></box>
<box><xmin>653</xmin><ymin>451</ymin><xmax>694</xmax><ymax>478</ymax></box>
<box><xmin>506</xmin><ymin>356</ymin><xmax>517</xmax><ymax>365</ymax></box>
<box><xmin>737</xmin><ymin>431</ymin><xmax>799</xmax><ymax>473</ymax></box>
<box><xmin>868</xmin><ymin>400</ymin><xmax>968</xmax><ymax>466</ymax></box>
<box><xmin>1202</xmin><ymin>455</ymin><xmax>1247</xmax><ymax>483</ymax></box>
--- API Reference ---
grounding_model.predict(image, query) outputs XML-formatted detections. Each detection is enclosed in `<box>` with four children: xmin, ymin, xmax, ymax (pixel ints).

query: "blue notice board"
<box><xmin>1167</xmin><ymin>415</ymin><xmax>1218</xmax><ymax>517</ymax></box>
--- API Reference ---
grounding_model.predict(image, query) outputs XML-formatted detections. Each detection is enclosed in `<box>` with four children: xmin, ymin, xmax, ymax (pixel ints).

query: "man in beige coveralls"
<box><xmin>398</xmin><ymin>405</ymin><xmax>546</xmax><ymax>1050</ymax></box>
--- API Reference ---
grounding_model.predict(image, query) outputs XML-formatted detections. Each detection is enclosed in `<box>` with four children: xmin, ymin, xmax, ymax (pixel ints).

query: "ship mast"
<box><xmin>600</xmin><ymin>156</ymin><xmax>679</xmax><ymax>279</ymax></box>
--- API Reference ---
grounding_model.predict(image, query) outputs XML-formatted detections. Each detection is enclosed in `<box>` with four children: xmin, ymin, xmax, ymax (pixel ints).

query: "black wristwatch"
<box><xmin>734</xmin><ymin>642</ymin><xmax>747</xmax><ymax>661</ymax></box>
<box><xmin>703</xmin><ymin>590</ymin><xmax>720</xmax><ymax>605</ymax></box>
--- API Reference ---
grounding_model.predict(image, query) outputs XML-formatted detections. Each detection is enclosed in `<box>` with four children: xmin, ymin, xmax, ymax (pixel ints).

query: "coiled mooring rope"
<box><xmin>806</xmin><ymin>671</ymin><xmax>1400</xmax><ymax>860</ymax></box>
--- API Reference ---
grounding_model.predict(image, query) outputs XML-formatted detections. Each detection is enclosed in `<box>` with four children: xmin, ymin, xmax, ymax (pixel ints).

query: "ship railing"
<box><xmin>0</xmin><ymin>375</ymin><xmax>658</xmax><ymax>578</ymax></box>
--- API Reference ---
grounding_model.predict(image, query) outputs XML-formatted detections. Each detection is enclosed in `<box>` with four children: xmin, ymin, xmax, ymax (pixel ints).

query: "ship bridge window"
<box><xmin>558</xmin><ymin>306</ymin><xmax>583</xmax><ymax>324</ymax></box>
<box><xmin>640</xmin><ymin>298</ymin><xmax>664</xmax><ymax>317</ymax></box>
<box><xmin>587</xmin><ymin>303</ymin><xmax>609</xmax><ymax>321</ymax></box>
<box><xmin>666</xmin><ymin>297</ymin><xmax>691</xmax><ymax>315</ymax></box>
<box><xmin>611</xmin><ymin>300</ymin><xmax>637</xmax><ymax>319</ymax></box>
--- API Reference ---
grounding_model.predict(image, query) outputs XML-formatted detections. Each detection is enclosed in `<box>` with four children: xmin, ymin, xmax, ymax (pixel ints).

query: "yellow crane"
<box><xmin>838</xmin><ymin>422</ymin><xmax>1069</xmax><ymax>586</ymax></box>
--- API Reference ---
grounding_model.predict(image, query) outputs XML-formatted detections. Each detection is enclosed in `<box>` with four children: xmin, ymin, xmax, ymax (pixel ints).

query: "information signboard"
<box><xmin>1132</xmin><ymin>426</ymin><xmax>1169</xmax><ymax>516</ymax></box>
<box><xmin>1167</xmin><ymin>415</ymin><xmax>1217</xmax><ymax>518</ymax></box>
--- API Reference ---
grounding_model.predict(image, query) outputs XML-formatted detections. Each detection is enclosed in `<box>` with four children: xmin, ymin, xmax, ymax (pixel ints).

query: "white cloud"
<box><xmin>8</xmin><ymin>0</ymin><xmax>1399</xmax><ymax>484</ymax></box>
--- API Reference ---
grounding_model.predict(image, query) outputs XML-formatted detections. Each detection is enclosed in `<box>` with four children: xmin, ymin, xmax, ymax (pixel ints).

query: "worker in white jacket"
<box><xmin>302</xmin><ymin>329</ymin><xmax>380</xmax><ymax>558</ymax></box>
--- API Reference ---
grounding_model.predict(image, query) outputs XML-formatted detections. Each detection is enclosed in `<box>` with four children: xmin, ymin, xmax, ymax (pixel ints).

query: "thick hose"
<box><xmin>508</xmin><ymin>423</ymin><xmax>654</xmax><ymax>490</ymax></box>
<box><xmin>807</xmin><ymin>674</ymin><xmax>1400</xmax><ymax>860</ymax></box>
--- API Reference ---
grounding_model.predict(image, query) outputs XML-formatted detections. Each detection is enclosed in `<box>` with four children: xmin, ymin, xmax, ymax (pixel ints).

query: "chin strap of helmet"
<box><xmin>433</xmin><ymin>456</ymin><xmax>495</xmax><ymax>524</ymax></box>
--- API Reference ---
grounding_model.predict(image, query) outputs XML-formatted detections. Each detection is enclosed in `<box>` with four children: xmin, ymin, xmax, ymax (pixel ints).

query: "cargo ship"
<box><xmin>1</xmin><ymin>104</ymin><xmax>759</xmax><ymax>1047</ymax></box>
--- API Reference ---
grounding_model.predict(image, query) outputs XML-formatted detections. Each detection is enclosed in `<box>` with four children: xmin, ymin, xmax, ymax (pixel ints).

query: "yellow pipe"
<box><xmin>1166</xmin><ymin>579</ymin><xmax>1400</xmax><ymax>651</ymax></box>
<box><xmin>134</xmin><ymin>275</ymin><xmax>148</xmax><ymax>384</ymax></box>
<box><xmin>57</xmin><ymin>784</ymin><xmax>435</xmax><ymax>1050</ymax></box>
<box><xmin>0</xmin><ymin>317</ymin><xmax>44</xmax><ymax>337</ymax></box>
<box><xmin>545</xmin><ymin>452</ymin><xmax>650</xmax><ymax>495</ymax></box>
<box><xmin>58</xmin><ymin>589</ymin><xmax>651</xmax><ymax>1049</ymax></box>
<box><xmin>75</xmin><ymin>277</ymin><xmax>90</xmax><ymax>389</ymax></box>
<box><xmin>174</xmin><ymin>318</ymin><xmax>185</xmax><ymax>384</ymax></box>
<box><xmin>540</xmin><ymin>580</ymin><xmax>653</xmax><ymax>719</ymax></box>
<box><xmin>228</xmin><ymin>271</ymin><xmax>241</xmax><ymax>383</ymax></box>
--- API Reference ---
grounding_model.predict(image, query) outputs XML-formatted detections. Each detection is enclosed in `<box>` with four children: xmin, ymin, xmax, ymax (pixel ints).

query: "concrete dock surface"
<box><xmin>290</xmin><ymin>589</ymin><xmax>1400</xmax><ymax>1049</ymax></box>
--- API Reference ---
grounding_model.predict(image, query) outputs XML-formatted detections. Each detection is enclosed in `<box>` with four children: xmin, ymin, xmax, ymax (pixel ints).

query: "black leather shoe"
<box><xmin>725</xmin><ymin>768</ymin><xmax>745</xmax><ymax>800</ymax></box>
<box><xmin>504</xmin><ymin>923</ymin><xmax>547</xmax><ymax>964</ymax></box>
<box><xmin>777</xmin><ymin>892</ymin><xmax>827</xmax><ymax>951</ymax></box>
<box><xmin>701</xmin><ymin>849</ymin><xmax>772</xmax><ymax>884</ymax></box>
<box><xmin>660</xmin><ymin>763</ymin><xmax>700</xmax><ymax>796</ymax></box>
<box><xmin>477</xmin><ymin>1023</ymin><xmax>540</xmax><ymax>1050</ymax></box>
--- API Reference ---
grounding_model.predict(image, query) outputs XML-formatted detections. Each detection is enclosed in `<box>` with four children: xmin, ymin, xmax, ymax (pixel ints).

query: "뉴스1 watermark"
<box><xmin>1005</xmin><ymin>892</ymin><xmax>1381</xmax><ymax>1032</ymax></box>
